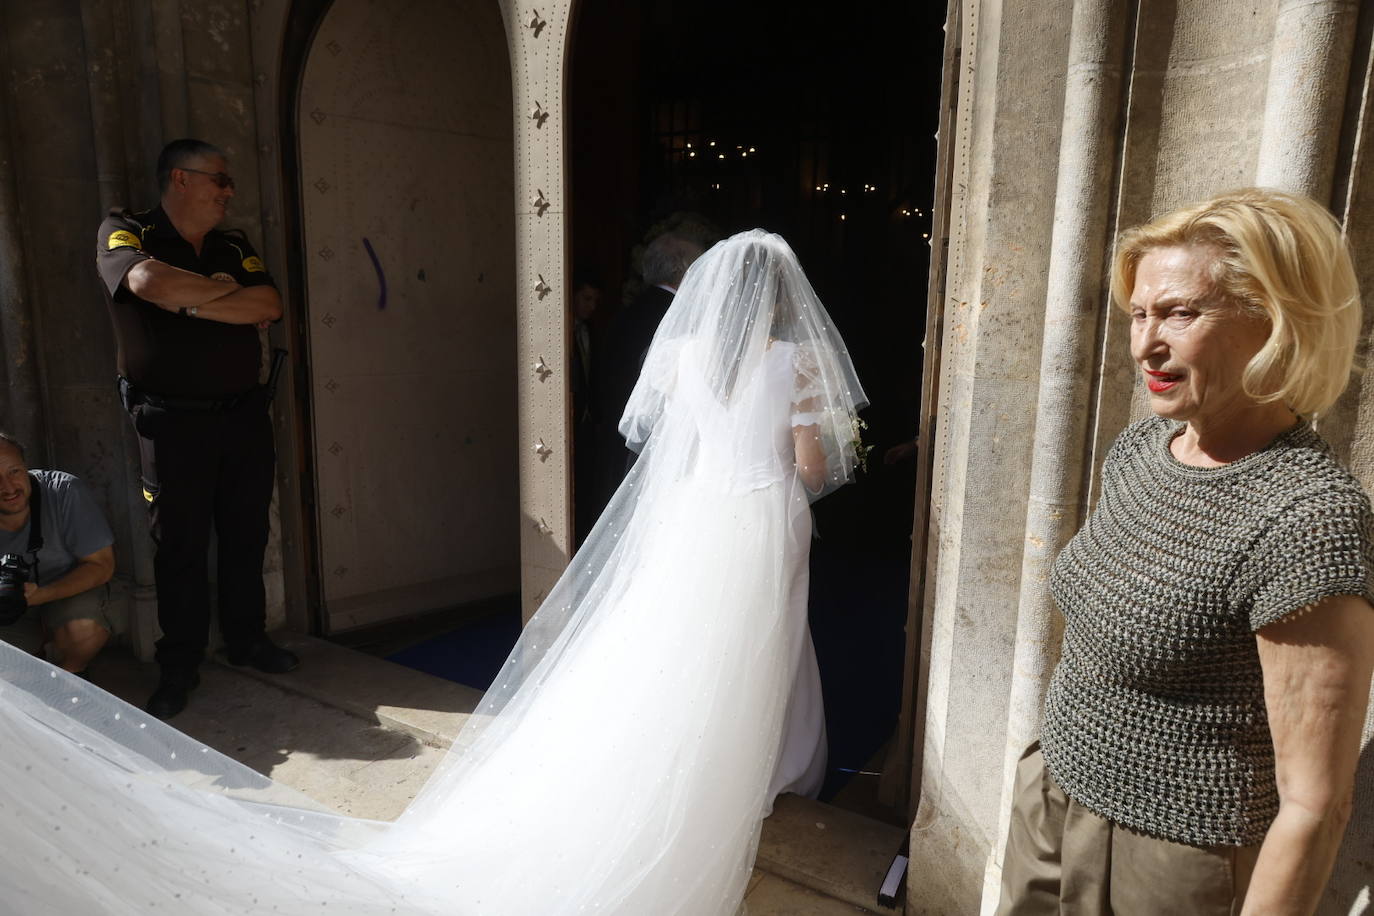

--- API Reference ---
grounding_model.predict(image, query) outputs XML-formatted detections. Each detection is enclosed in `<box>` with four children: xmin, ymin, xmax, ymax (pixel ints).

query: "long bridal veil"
<box><xmin>0</xmin><ymin>230</ymin><xmax>866</xmax><ymax>915</ymax></box>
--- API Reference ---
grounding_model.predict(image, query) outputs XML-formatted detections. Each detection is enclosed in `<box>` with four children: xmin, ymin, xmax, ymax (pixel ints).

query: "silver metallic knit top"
<box><xmin>1041</xmin><ymin>416</ymin><xmax>1374</xmax><ymax>847</ymax></box>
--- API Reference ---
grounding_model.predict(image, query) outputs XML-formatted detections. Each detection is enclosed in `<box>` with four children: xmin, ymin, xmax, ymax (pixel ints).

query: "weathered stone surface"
<box><xmin>920</xmin><ymin>2</ymin><xmax>1374</xmax><ymax>912</ymax></box>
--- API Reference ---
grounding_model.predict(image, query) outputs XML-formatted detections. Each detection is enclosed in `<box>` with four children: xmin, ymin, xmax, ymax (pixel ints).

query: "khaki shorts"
<box><xmin>996</xmin><ymin>743</ymin><xmax>1259</xmax><ymax>916</ymax></box>
<box><xmin>0</xmin><ymin>585</ymin><xmax>111</xmax><ymax>655</ymax></box>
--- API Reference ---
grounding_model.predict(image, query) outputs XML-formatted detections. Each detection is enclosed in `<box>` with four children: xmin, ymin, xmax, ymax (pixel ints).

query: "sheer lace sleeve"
<box><xmin>791</xmin><ymin>343</ymin><xmax>831</xmax><ymax>494</ymax></box>
<box><xmin>619</xmin><ymin>338</ymin><xmax>686</xmax><ymax>451</ymax></box>
<box><xmin>790</xmin><ymin>343</ymin><xmax>826</xmax><ymax>427</ymax></box>
<box><xmin>785</xmin><ymin>338</ymin><xmax>866</xmax><ymax>499</ymax></box>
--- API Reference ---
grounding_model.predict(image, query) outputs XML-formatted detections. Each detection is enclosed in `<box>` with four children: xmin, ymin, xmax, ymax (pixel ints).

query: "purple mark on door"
<box><xmin>362</xmin><ymin>237</ymin><xmax>387</xmax><ymax>310</ymax></box>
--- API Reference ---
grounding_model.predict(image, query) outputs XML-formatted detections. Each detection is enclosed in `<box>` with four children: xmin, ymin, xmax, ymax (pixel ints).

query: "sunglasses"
<box><xmin>180</xmin><ymin>167</ymin><xmax>236</xmax><ymax>190</ymax></box>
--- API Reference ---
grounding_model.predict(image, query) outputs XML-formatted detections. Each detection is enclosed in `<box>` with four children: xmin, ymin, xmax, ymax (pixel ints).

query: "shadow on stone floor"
<box><xmin>83</xmin><ymin>632</ymin><xmax>905</xmax><ymax>906</ymax></box>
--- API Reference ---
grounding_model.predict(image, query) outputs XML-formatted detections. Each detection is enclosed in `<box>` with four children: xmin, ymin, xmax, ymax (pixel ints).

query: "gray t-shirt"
<box><xmin>0</xmin><ymin>470</ymin><xmax>114</xmax><ymax>586</ymax></box>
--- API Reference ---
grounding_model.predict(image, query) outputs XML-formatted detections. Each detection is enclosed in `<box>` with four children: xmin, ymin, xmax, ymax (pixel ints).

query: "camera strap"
<box><xmin>25</xmin><ymin>472</ymin><xmax>43</xmax><ymax>582</ymax></box>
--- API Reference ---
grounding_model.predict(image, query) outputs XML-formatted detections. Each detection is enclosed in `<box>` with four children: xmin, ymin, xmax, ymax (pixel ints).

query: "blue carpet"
<box><xmin>386</xmin><ymin>609</ymin><xmax>522</xmax><ymax>691</ymax></box>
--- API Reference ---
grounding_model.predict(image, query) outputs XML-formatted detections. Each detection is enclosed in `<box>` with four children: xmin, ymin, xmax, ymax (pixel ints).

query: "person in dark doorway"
<box><xmin>0</xmin><ymin>432</ymin><xmax>116</xmax><ymax>675</ymax></box>
<box><xmin>95</xmin><ymin>138</ymin><xmax>297</xmax><ymax>721</ymax></box>
<box><xmin>571</xmin><ymin>274</ymin><xmax>602</xmax><ymax>427</ymax></box>
<box><xmin>997</xmin><ymin>189</ymin><xmax>1374</xmax><ymax>915</ymax></box>
<box><xmin>570</xmin><ymin>274</ymin><xmax>603</xmax><ymax>543</ymax></box>
<box><xmin>595</xmin><ymin>231</ymin><xmax>703</xmax><ymax>507</ymax></box>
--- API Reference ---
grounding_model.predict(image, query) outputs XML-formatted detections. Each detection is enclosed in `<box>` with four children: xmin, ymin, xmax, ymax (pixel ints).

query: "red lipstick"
<box><xmin>1144</xmin><ymin>369</ymin><xmax>1180</xmax><ymax>393</ymax></box>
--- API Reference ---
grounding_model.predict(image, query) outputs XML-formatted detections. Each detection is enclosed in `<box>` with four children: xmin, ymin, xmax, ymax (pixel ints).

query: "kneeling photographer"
<box><xmin>0</xmin><ymin>432</ymin><xmax>115</xmax><ymax>675</ymax></box>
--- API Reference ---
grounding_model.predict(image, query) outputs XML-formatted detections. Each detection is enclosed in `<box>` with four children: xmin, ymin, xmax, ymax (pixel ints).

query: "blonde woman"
<box><xmin>998</xmin><ymin>189</ymin><xmax>1374</xmax><ymax>915</ymax></box>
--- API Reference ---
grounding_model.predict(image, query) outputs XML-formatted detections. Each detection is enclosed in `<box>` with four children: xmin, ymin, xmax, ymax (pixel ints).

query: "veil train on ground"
<box><xmin>0</xmin><ymin>229</ymin><xmax>867</xmax><ymax>915</ymax></box>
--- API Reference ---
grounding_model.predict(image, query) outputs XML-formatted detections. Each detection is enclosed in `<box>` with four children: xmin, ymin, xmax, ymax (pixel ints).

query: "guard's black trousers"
<box><xmin>130</xmin><ymin>388</ymin><xmax>275</xmax><ymax>674</ymax></box>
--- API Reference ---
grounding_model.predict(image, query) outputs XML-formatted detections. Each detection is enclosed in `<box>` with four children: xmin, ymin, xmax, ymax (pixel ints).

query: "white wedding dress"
<box><xmin>0</xmin><ymin>230</ymin><xmax>865</xmax><ymax>915</ymax></box>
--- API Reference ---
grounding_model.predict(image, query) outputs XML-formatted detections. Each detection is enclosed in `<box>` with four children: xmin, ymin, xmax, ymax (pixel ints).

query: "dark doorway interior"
<box><xmin>571</xmin><ymin>0</ymin><xmax>946</xmax><ymax>808</ymax></box>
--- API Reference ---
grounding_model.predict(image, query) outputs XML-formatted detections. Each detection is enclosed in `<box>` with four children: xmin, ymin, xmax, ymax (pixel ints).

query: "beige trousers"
<box><xmin>995</xmin><ymin>744</ymin><xmax>1260</xmax><ymax>916</ymax></box>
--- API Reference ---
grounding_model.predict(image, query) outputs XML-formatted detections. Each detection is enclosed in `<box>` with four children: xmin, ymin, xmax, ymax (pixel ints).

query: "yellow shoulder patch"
<box><xmin>107</xmin><ymin>229</ymin><xmax>141</xmax><ymax>251</ymax></box>
<box><xmin>242</xmin><ymin>255</ymin><xmax>266</xmax><ymax>273</ymax></box>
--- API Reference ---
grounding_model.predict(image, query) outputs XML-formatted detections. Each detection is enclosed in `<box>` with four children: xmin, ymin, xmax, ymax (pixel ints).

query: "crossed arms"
<box><xmin>125</xmin><ymin>260</ymin><xmax>282</xmax><ymax>326</ymax></box>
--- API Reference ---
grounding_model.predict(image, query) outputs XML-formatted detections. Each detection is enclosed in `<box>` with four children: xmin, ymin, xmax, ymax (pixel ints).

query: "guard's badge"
<box><xmin>242</xmin><ymin>255</ymin><xmax>266</xmax><ymax>273</ymax></box>
<box><xmin>107</xmin><ymin>229</ymin><xmax>141</xmax><ymax>251</ymax></box>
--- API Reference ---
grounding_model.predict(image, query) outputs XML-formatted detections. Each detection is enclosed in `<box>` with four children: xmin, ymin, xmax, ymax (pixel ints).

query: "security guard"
<box><xmin>96</xmin><ymin>138</ymin><xmax>298</xmax><ymax>720</ymax></box>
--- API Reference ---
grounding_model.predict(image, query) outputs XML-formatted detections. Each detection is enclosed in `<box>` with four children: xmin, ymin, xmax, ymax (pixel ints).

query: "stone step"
<box><xmin>217</xmin><ymin>631</ymin><xmax>482</xmax><ymax>748</ymax></box>
<box><xmin>758</xmin><ymin>794</ymin><xmax>908</xmax><ymax>914</ymax></box>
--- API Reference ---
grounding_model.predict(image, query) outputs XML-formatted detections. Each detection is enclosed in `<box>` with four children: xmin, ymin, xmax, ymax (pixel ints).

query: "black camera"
<box><xmin>0</xmin><ymin>553</ymin><xmax>32</xmax><ymax>626</ymax></box>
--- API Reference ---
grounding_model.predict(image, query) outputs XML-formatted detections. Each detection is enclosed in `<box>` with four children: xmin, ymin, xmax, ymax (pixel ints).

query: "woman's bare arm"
<box><xmin>790</xmin><ymin>351</ymin><xmax>829</xmax><ymax>492</ymax></box>
<box><xmin>792</xmin><ymin>423</ymin><xmax>826</xmax><ymax>492</ymax></box>
<box><xmin>1242</xmin><ymin>594</ymin><xmax>1374</xmax><ymax>915</ymax></box>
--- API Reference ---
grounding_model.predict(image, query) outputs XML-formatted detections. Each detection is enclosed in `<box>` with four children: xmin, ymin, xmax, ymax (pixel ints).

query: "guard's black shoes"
<box><xmin>146</xmin><ymin>671</ymin><xmax>200</xmax><ymax>720</ymax></box>
<box><xmin>226</xmin><ymin>638</ymin><xmax>300</xmax><ymax>674</ymax></box>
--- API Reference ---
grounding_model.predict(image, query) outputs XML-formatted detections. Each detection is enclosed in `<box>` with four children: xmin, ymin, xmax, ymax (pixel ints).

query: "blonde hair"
<box><xmin>1110</xmin><ymin>188</ymin><xmax>1362</xmax><ymax>417</ymax></box>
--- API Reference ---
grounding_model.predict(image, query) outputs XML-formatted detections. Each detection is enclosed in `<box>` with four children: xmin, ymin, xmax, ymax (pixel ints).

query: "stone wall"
<box><xmin>912</xmin><ymin>1</ymin><xmax>1374</xmax><ymax>912</ymax></box>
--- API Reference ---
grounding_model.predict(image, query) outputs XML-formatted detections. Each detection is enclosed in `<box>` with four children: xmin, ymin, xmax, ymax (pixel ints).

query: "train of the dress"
<box><xmin>0</xmin><ymin>476</ymin><xmax>812</xmax><ymax>915</ymax></box>
<box><xmin>0</xmin><ymin>229</ymin><xmax>867</xmax><ymax>915</ymax></box>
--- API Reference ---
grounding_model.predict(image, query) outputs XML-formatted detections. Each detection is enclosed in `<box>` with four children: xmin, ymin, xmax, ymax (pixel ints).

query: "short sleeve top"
<box><xmin>0</xmin><ymin>471</ymin><xmax>114</xmax><ymax>586</ymax></box>
<box><xmin>1040</xmin><ymin>416</ymin><xmax>1374</xmax><ymax>847</ymax></box>
<box><xmin>95</xmin><ymin>207</ymin><xmax>276</xmax><ymax>399</ymax></box>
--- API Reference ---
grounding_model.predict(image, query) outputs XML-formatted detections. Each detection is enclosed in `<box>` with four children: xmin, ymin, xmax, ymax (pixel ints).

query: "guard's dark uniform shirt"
<box><xmin>96</xmin><ymin>207</ymin><xmax>274</xmax><ymax>399</ymax></box>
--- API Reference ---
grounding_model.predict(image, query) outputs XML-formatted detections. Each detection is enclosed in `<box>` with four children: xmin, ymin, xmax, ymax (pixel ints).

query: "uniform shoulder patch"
<box><xmin>107</xmin><ymin>229</ymin><xmax>142</xmax><ymax>251</ymax></box>
<box><xmin>242</xmin><ymin>255</ymin><xmax>266</xmax><ymax>273</ymax></box>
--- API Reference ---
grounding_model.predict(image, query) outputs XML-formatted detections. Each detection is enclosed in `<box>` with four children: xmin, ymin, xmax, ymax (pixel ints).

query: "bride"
<box><xmin>0</xmin><ymin>229</ymin><xmax>867</xmax><ymax>915</ymax></box>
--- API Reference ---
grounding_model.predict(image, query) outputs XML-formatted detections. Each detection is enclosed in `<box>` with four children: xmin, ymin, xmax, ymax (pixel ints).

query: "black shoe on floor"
<box><xmin>146</xmin><ymin>671</ymin><xmax>200</xmax><ymax>720</ymax></box>
<box><xmin>226</xmin><ymin>637</ymin><xmax>300</xmax><ymax>674</ymax></box>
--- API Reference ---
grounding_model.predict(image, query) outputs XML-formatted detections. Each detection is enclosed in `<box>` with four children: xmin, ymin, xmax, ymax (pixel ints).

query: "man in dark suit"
<box><xmin>592</xmin><ymin>232</ymin><xmax>703</xmax><ymax>514</ymax></box>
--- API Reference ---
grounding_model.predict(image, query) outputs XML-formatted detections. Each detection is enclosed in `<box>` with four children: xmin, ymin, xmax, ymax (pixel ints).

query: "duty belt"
<box><xmin>118</xmin><ymin>376</ymin><xmax>257</xmax><ymax>412</ymax></box>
